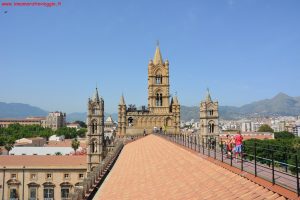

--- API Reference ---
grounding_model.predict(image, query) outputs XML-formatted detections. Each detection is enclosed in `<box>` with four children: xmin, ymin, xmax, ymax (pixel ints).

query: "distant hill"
<box><xmin>67</xmin><ymin>112</ymin><xmax>118</xmax><ymax>122</ymax></box>
<box><xmin>0</xmin><ymin>102</ymin><xmax>118</xmax><ymax>122</ymax></box>
<box><xmin>238</xmin><ymin>93</ymin><xmax>300</xmax><ymax>117</ymax></box>
<box><xmin>181</xmin><ymin>93</ymin><xmax>300</xmax><ymax>121</ymax></box>
<box><xmin>0</xmin><ymin>102</ymin><xmax>48</xmax><ymax>118</ymax></box>
<box><xmin>1</xmin><ymin>92</ymin><xmax>300</xmax><ymax>122</ymax></box>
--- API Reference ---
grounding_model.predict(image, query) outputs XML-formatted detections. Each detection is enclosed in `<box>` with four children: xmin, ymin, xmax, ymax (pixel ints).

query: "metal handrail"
<box><xmin>157</xmin><ymin>133</ymin><xmax>300</xmax><ymax>196</ymax></box>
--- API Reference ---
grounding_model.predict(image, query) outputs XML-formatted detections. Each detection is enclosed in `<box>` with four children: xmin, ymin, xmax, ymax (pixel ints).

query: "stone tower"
<box><xmin>87</xmin><ymin>87</ymin><xmax>105</xmax><ymax>173</ymax></box>
<box><xmin>118</xmin><ymin>94</ymin><xmax>127</xmax><ymax>136</ymax></box>
<box><xmin>199</xmin><ymin>89</ymin><xmax>219</xmax><ymax>138</ymax></box>
<box><xmin>117</xmin><ymin>43</ymin><xmax>180</xmax><ymax>136</ymax></box>
<box><xmin>171</xmin><ymin>95</ymin><xmax>181</xmax><ymax>134</ymax></box>
<box><xmin>148</xmin><ymin>43</ymin><xmax>170</xmax><ymax>114</ymax></box>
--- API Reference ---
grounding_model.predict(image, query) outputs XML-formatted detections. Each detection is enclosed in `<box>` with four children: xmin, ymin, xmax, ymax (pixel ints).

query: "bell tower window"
<box><xmin>208</xmin><ymin>122</ymin><xmax>215</xmax><ymax>133</ymax></box>
<box><xmin>92</xmin><ymin>106</ymin><xmax>98</xmax><ymax>115</ymax></box>
<box><xmin>155</xmin><ymin>75</ymin><xmax>162</xmax><ymax>84</ymax></box>
<box><xmin>91</xmin><ymin>120</ymin><xmax>97</xmax><ymax>134</ymax></box>
<box><xmin>156</xmin><ymin>93</ymin><xmax>163</xmax><ymax>106</ymax></box>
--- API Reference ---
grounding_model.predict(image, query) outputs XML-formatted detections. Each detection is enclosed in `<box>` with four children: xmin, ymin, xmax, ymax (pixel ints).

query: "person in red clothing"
<box><xmin>234</xmin><ymin>131</ymin><xmax>243</xmax><ymax>161</ymax></box>
<box><xmin>225</xmin><ymin>134</ymin><xmax>234</xmax><ymax>158</ymax></box>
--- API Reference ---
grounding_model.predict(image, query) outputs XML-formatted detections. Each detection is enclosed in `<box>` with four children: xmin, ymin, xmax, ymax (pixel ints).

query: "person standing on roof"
<box><xmin>234</xmin><ymin>131</ymin><xmax>243</xmax><ymax>162</ymax></box>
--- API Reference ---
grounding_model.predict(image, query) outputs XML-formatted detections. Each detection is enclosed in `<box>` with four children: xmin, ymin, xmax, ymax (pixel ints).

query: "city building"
<box><xmin>45</xmin><ymin>111</ymin><xmax>66</xmax><ymax>130</ymax></box>
<box><xmin>241</xmin><ymin>121</ymin><xmax>263</xmax><ymax>132</ymax></box>
<box><xmin>14</xmin><ymin>137</ymin><xmax>46</xmax><ymax>147</ymax></box>
<box><xmin>0</xmin><ymin>155</ymin><xmax>86</xmax><ymax>200</ymax></box>
<box><xmin>118</xmin><ymin>44</ymin><xmax>180</xmax><ymax>136</ymax></box>
<box><xmin>104</xmin><ymin>116</ymin><xmax>117</xmax><ymax>131</ymax></box>
<box><xmin>9</xmin><ymin>146</ymin><xmax>81</xmax><ymax>155</ymax></box>
<box><xmin>0</xmin><ymin>117</ymin><xmax>46</xmax><ymax>128</ymax></box>
<box><xmin>49</xmin><ymin>134</ymin><xmax>65</xmax><ymax>142</ymax></box>
<box><xmin>220</xmin><ymin>131</ymin><xmax>274</xmax><ymax>141</ymax></box>
<box><xmin>0</xmin><ymin>88</ymin><xmax>109</xmax><ymax>200</ymax></box>
<box><xmin>66</xmin><ymin>122</ymin><xmax>81</xmax><ymax>130</ymax></box>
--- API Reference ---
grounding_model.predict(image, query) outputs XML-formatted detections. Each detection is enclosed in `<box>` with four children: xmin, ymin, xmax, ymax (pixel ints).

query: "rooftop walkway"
<box><xmin>94</xmin><ymin>135</ymin><xmax>285</xmax><ymax>200</ymax></box>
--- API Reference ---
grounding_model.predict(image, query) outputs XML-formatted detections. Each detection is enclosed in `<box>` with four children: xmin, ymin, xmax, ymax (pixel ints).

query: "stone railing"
<box><xmin>70</xmin><ymin>134</ymin><xmax>145</xmax><ymax>200</ymax></box>
<box><xmin>70</xmin><ymin>140</ymin><xmax>124</xmax><ymax>200</ymax></box>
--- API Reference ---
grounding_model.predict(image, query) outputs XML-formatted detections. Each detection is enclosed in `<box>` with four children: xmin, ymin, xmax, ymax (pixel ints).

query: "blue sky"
<box><xmin>0</xmin><ymin>0</ymin><xmax>299</xmax><ymax>114</ymax></box>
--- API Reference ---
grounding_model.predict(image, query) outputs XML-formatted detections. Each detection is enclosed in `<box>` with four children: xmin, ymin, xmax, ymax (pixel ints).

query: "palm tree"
<box><xmin>71</xmin><ymin>138</ymin><xmax>80</xmax><ymax>155</ymax></box>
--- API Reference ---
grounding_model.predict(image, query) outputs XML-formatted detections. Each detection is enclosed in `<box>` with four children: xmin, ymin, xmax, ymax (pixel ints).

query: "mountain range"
<box><xmin>0</xmin><ymin>102</ymin><xmax>48</xmax><ymax>118</ymax></box>
<box><xmin>1</xmin><ymin>93</ymin><xmax>300</xmax><ymax>122</ymax></box>
<box><xmin>181</xmin><ymin>92</ymin><xmax>300</xmax><ymax>121</ymax></box>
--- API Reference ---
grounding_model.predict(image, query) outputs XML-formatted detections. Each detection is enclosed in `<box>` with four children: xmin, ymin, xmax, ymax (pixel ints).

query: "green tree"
<box><xmin>4</xmin><ymin>143</ymin><xmax>13</xmax><ymax>154</ymax></box>
<box><xmin>274</xmin><ymin>131</ymin><xmax>295</xmax><ymax>139</ymax></box>
<box><xmin>74</xmin><ymin>121</ymin><xmax>87</xmax><ymax>128</ymax></box>
<box><xmin>55</xmin><ymin>152</ymin><xmax>62</xmax><ymax>155</ymax></box>
<box><xmin>40</xmin><ymin>128</ymin><xmax>54</xmax><ymax>141</ymax></box>
<box><xmin>258</xmin><ymin>124</ymin><xmax>274</xmax><ymax>133</ymax></box>
<box><xmin>56</xmin><ymin>127</ymin><xmax>77</xmax><ymax>139</ymax></box>
<box><xmin>77</xmin><ymin>128</ymin><xmax>87</xmax><ymax>138</ymax></box>
<box><xmin>71</xmin><ymin>138</ymin><xmax>80</xmax><ymax>155</ymax></box>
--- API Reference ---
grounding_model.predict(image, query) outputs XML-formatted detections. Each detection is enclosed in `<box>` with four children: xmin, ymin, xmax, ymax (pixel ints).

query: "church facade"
<box><xmin>118</xmin><ymin>45</ymin><xmax>180</xmax><ymax>136</ymax></box>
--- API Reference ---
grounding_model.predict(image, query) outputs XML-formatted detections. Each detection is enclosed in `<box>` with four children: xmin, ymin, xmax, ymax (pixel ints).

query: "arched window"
<box><xmin>208</xmin><ymin>121</ymin><xmax>215</xmax><ymax>133</ymax></box>
<box><xmin>160</xmin><ymin>94</ymin><xmax>163</xmax><ymax>106</ymax></box>
<box><xmin>91</xmin><ymin>139</ymin><xmax>98</xmax><ymax>153</ymax></box>
<box><xmin>209</xmin><ymin>110</ymin><xmax>214</xmax><ymax>116</ymax></box>
<box><xmin>156</xmin><ymin>93</ymin><xmax>163</xmax><ymax>106</ymax></box>
<box><xmin>60</xmin><ymin>182</ymin><xmax>72</xmax><ymax>200</ymax></box>
<box><xmin>128</xmin><ymin>117</ymin><xmax>133</xmax><ymax>127</ymax></box>
<box><xmin>92</xmin><ymin>107</ymin><xmax>97</xmax><ymax>114</ymax></box>
<box><xmin>91</xmin><ymin>120</ymin><xmax>97</xmax><ymax>134</ymax></box>
<box><xmin>28</xmin><ymin>182</ymin><xmax>39</xmax><ymax>200</ymax></box>
<box><xmin>43</xmin><ymin>182</ymin><xmax>55</xmax><ymax>200</ymax></box>
<box><xmin>155</xmin><ymin>75</ymin><xmax>162</xmax><ymax>84</ymax></box>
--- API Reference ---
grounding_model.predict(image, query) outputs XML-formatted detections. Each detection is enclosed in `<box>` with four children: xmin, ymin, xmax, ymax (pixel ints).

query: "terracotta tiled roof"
<box><xmin>95</xmin><ymin>135</ymin><xmax>284</xmax><ymax>200</ymax></box>
<box><xmin>0</xmin><ymin>155</ymin><xmax>87</xmax><ymax>168</ymax></box>
<box><xmin>46</xmin><ymin>139</ymin><xmax>86</xmax><ymax>148</ymax></box>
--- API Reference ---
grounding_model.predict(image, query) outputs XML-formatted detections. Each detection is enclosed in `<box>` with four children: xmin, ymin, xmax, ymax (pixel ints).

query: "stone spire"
<box><xmin>153</xmin><ymin>41</ymin><xmax>163</xmax><ymax>65</ymax></box>
<box><xmin>173</xmin><ymin>95</ymin><xmax>179</xmax><ymax>105</ymax></box>
<box><xmin>119</xmin><ymin>94</ymin><xmax>125</xmax><ymax>105</ymax></box>
<box><xmin>94</xmin><ymin>87</ymin><xmax>100</xmax><ymax>102</ymax></box>
<box><xmin>206</xmin><ymin>88</ymin><xmax>212</xmax><ymax>102</ymax></box>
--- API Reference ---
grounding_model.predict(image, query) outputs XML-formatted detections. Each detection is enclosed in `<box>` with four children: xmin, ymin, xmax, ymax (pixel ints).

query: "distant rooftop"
<box><xmin>0</xmin><ymin>155</ymin><xmax>86</xmax><ymax>168</ymax></box>
<box><xmin>46</xmin><ymin>139</ymin><xmax>86</xmax><ymax>148</ymax></box>
<box><xmin>9</xmin><ymin>146</ymin><xmax>81</xmax><ymax>155</ymax></box>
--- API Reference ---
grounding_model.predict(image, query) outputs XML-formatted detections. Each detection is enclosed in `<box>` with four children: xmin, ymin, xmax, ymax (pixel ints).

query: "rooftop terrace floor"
<box><xmin>94</xmin><ymin>135</ymin><xmax>285</xmax><ymax>200</ymax></box>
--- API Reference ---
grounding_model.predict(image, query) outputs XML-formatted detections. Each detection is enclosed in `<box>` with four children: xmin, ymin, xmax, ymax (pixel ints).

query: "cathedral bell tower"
<box><xmin>87</xmin><ymin>87</ymin><xmax>105</xmax><ymax>173</ymax></box>
<box><xmin>148</xmin><ymin>43</ymin><xmax>170</xmax><ymax>114</ymax></box>
<box><xmin>199</xmin><ymin>89</ymin><xmax>219</xmax><ymax>138</ymax></box>
<box><xmin>118</xmin><ymin>94</ymin><xmax>127</xmax><ymax>136</ymax></box>
<box><xmin>171</xmin><ymin>95</ymin><xmax>181</xmax><ymax>134</ymax></box>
